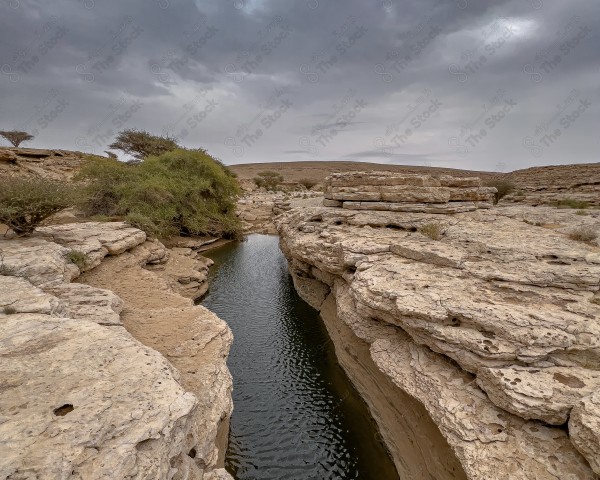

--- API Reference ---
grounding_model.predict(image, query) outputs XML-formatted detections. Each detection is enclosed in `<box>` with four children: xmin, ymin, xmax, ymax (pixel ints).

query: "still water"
<box><xmin>202</xmin><ymin>235</ymin><xmax>399</xmax><ymax>480</ymax></box>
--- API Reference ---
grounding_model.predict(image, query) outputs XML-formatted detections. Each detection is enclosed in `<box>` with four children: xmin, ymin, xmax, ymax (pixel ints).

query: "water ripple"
<box><xmin>203</xmin><ymin>235</ymin><xmax>398</xmax><ymax>480</ymax></box>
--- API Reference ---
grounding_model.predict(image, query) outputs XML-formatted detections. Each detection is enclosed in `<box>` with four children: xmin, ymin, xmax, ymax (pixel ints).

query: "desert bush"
<box><xmin>66</xmin><ymin>250</ymin><xmax>88</xmax><ymax>270</ymax></box>
<box><xmin>77</xmin><ymin>148</ymin><xmax>241</xmax><ymax>239</ymax></box>
<box><xmin>108</xmin><ymin>129</ymin><xmax>179</xmax><ymax>162</ymax></box>
<box><xmin>0</xmin><ymin>130</ymin><xmax>34</xmax><ymax>147</ymax></box>
<box><xmin>576</xmin><ymin>210</ymin><xmax>589</xmax><ymax>216</ymax></box>
<box><xmin>253</xmin><ymin>171</ymin><xmax>283</xmax><ymax>191</ymax></box>
<box><xmin>2</xmin><ymin>306</ymin><xmax>17</xmax><ymax>315</ymax></box>
<box><xmin>298</xmin><ymin>178</ymin><xmax>317</xmax><ymax>189</ymax></box>
<box><xmin>484</xmin><ymin>178</ymin><xmax>515</xmax><ymax>204</ymax></box>
<box><xmin>419</xmin><ymin>222</ymin><xmax>443</xmax><ymax>240</ymax></box>
<box><xmin>556</xmin><ymin>198</ymin><xmax>589</xmax><ymax>209</ymax></box>
<box><xmin>568</xmin><ymin>226</ymin><xmax>598</xmax><ymax>243</ymax></box>
<box><xmin>0</xmin><ymin>177</ymin><xmax>79</xmax><ymax>235</ymax></box>
<box><xmin>591</xmin><ymin>296</ymin><xmax>600</xmax><ymax>306</ymax></box>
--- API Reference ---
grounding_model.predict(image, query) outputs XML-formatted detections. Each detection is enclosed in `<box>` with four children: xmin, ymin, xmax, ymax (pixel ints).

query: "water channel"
<box><xmin>202</xmin><ymin>234</ymin><xmax>399</xmax><ymax>480</ymax></box>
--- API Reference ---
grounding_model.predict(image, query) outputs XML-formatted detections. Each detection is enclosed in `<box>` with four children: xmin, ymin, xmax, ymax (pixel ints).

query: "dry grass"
<box><xmin>419</xmin><ymin>222</ymin><xmax>443</xmax><ymax>240</ymax></box>
<box><xmin>568</xmin><ymin>226</ymin><xmax>598</xmax><ymax>243</ymax></box>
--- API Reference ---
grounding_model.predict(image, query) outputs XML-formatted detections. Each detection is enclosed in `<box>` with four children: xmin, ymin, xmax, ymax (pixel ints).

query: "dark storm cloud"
<box><xmin>1</xmin><ymin>0</ymin><xmax>598</xmax><ymax>171</ymax></box>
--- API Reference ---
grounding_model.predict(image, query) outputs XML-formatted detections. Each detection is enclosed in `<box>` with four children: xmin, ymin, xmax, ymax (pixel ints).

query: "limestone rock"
<box><xmin>326</xmin><ymin>171</ymin><xmax>443</xmax><ymax>187</ymax></box>
<box><xmin>0</xmin><ymin>314</ymin><xmax>200</xmax><ymax>480</ymax></box>
<box><xmin>0</xmin><ymin>222</ymin><xmax>233</xmax><ymax>479</ymax></box>
<box><xmin>47</xmin><ymin>282</ymin><xmax>123</xmax><ymax>325</ymax></box>
<box><xmin>277</xmin><ymin>203</ymin><xmax>600</xmax><ymax>479</ymax></box>
<box><xmin>323</xmin><ymin>171</ymin><xmax>495</xmax><ymax>209</ymax></box>
<box><xmin>0</xmin><ymin>275</ymin><xmax>63</xmax><ymax>315</ymax></box>
<box><xmin>79</xmin><ymin>241</ymin><xmax>234</xmax><ymax>472</ymax></box>
<box><xmin>439</xmin><ymin>175</ymin><xmax>481</xmax><ymax>188</ymax></box>
<box><xmin>0</xmin><ymin>236</ymin><xmax>76</xmax><ymax>287</ymax></box>
<box><xmin>477</xmin><ymin>366</ymin><xmax>600</xmax><ymax>425</ymax></box>
<box><xmin>323</xmin><ymin>199</ymin><xmax>343</xmax><ymax>207</ymax></box>
<box><xmin>35</xmin><ymin>222</ymin><xmax>147</xmax><ymax>269</ymax></box>
<box><xmin>204</xmin><ymin>469</ymin><xmax>235</xmax><ymax>480</ymax></box>
<box><xmin>570</xmin><ymin>391</ymin><xmax>600</xmax><ymax>475</ymax></box>
<box><xmin>342</xmin><ymin>201</ymin><xmax>481</xmax><ymax>213</ymax></box>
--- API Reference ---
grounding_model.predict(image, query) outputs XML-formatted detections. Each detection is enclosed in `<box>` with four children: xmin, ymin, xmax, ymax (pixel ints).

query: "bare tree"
<box><xmin>0</xmin><ymin>130</ymin><xmax>34</xmax><ymax>148</ymax></box>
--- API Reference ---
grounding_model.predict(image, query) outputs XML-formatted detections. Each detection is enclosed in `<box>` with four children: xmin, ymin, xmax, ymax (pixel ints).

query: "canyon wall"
<box><xmin>277</xmin><ymin>172</ymin><xmax>600</xmax><ymax>480</ymax></box>
<box><xmin>0</xmin><ymin>222</ymin><xmax>233</xmax><ymax>479</ymax></box>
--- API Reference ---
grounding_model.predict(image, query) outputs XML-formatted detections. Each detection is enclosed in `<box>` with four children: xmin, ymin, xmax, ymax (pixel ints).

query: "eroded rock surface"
<box><xmin>277</xmin><ymin>181</ymin><xmax>600</xmax><ymax>480</ymax></box>
<box><xmin>0</xmin><ymin>222</ymin><xmax>233</xmax><ymax>479</ymax></box>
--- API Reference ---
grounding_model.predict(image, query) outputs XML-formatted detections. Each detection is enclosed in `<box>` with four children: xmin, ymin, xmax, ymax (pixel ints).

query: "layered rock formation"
<box><xmin>237</xmin><ymin>191</ymin><xmax>322</xmax><ymax>234</ymax></box>
<box><xmin>324</xmin><ymin>171</ymin><xmax>496</xmax><ymax>213</ymax></box>
<box><xmin>277</xmin><ymin>172</ymin><xmax>600</xmax><ymax>480</ymax></box>
<box><xmin>504</xmin><ymin>162</ymin><xmax>600</xmax><ymax>207</ymax></box>
<box><xmin>0</xmin><ymin>222</ymin><xmax>233</xmax><ymax>479</ymax></box>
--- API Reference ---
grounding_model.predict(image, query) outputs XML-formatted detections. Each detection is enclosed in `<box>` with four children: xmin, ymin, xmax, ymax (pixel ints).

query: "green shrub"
<box><xmin>556</xmin><ymin>198</ymin><xmax>589</xmax><ymax>209</ymax></box>
<box><xmin>66</xmin><ymin>250</ymin><xmax>88</xmax><ymax>270</ymax></box>
<box><xmin>576</xmin><ymin>210</ymin><xmax>588</xmax><ymax>216</ymax></box>
<box><xmin>253</xmin><ymin>171</ymin><xmax>283</xmax><ymax>191</ymax></box>
<box><xmin>2</xmin><ymin>306</ymin><xmax>17</xmax><ymax>315</ymax></box>
<box><xmin>419</xmin><ymin>222</ymin><xmax>443</xmax><ymax>240</ymax></box>
<box><xmin>484</xmin><ymin>178</ymin><xmax>515</xmax><ymax>204</ymax></box>
<box><xmin>568</xmin><ymin>226</ymin><xmax>598</xmax><ymax>243</ymax></box>
<box><xmin>77</xmin><ymin>149</ymin><xmax>241</xmax><ymax>239</ymax></box>
<box><xmin>0</xmin><ymin>177</ymin><xmax>79</xmax><ymax>235</ymax></box>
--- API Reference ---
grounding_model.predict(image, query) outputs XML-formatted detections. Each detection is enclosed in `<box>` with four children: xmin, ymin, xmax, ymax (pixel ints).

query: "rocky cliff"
<box><xmin>0</xmin><ymin>222</ymin><xmax>233</xmax><ymax>479</ymax></box>
<box><xmin>277</xmin><ymin>172</ymin><xmax>600</xmax><ymax>480</ymax></box>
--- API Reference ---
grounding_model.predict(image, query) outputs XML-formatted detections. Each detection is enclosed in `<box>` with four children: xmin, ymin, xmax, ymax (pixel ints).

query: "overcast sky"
<box><xmin>0</xmin><ymin>0</ymin><xmax>598</xmax><ymax>171</ymax></box>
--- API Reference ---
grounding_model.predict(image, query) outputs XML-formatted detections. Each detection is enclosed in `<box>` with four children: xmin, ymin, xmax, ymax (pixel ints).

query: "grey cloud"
<box><xmin>0</xmin><ymin>0</ymin><xmax>598</xmax><ymax>171</ymax></box>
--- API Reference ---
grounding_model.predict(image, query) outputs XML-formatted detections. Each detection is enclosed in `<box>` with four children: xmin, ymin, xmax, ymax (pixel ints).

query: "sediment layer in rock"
<box><xmin>277</xmin><ymin>204</ymin><xmax>600</xmax><ymax>479</ymax></box>
<box><xmin>323</xmin><ymin>172</ymin><xmax>496</xmax><ymax>212</ymax></box>
<box><xmin>0</xmin><ymin>222</ymin><xmax>233</xmax><ymax>479</ymax></box>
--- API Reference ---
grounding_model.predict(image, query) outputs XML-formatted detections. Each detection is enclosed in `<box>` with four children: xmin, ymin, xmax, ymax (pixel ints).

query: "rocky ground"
<box><xmin>0</xmin><ymin>222</ymin><xmax>233</xmax><ymax>479</ymax></box>
<box><xmin>0</xmin><ymin>147</ymin><xmax>96</xmax><ymax>181</ymax></box>
<box><xmin>277</xmin><ymin>172</ymin><xmax>600</xmax><ymax>480</ymax></box>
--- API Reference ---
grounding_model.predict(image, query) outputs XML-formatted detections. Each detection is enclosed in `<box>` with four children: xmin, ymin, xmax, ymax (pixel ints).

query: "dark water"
<box><xmin>202</xmin><ymin>235</ymin><xmax>399</xmax><ymax>480</ymax></box>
